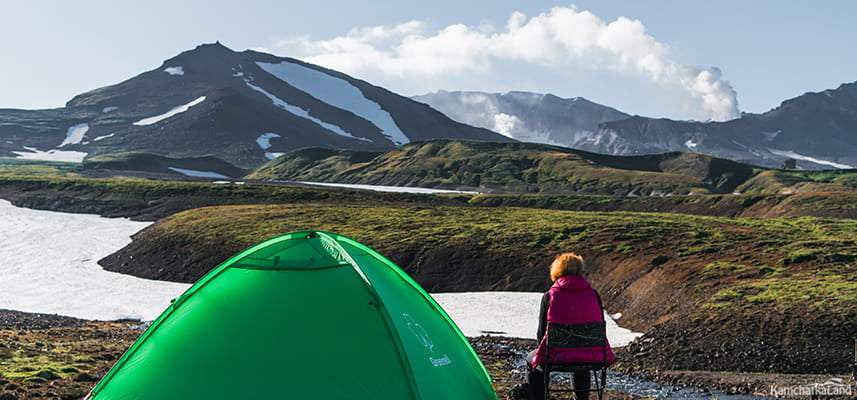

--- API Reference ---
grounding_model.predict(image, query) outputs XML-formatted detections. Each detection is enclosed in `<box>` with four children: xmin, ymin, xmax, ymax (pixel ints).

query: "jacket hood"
<box><xmin>551</xmin><ymin>275</ymin><xmax>591</xmax><ymax>292</ymax></box>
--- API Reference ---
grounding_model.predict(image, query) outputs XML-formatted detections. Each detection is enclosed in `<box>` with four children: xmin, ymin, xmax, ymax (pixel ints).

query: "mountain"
<box><xmin>248</xmin><ymin>139</ymin><xmax>759</xmax><ymax>196</ymax></box>
<box><xmin>578</xmin><ymin>82</ymin><xmax>857</xmax><ymax>170</ymax></box>
<box><xmin>412</xmin><ymin>90</ymin><xmax>630</xmax><ymax>147</ymax></box>
<box><xmin>0</xmin><ymin>43</ymin><xmax>511</xmax><ymax>170</ymax></box>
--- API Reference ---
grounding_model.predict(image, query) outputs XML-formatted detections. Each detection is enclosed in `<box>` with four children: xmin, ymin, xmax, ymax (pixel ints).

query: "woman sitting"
<box><xmin>526</xmin><ymin>253</ymin><xmax>615</xmax><ymax>400</ymax></box>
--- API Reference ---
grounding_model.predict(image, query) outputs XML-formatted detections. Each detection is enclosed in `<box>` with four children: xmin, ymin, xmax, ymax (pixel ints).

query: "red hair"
<box><xmin>550</xmin><ymin>253</ymin><xmax>585</xmax><ymax>281</ymax></box>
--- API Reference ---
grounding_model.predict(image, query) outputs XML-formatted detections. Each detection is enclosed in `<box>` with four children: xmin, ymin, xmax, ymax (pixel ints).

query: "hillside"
<box><xmin>0</xmin><ymin>43</ymin><xmax>511</xmax><ymax>170</ymax></box>
<box><xmin>249</xmin><ymin>140</ymin><xmax>760</xmax><ymax>195</ymax></box>
<box><xmin>249</xmin><ymin>139</ymin><xmax>857</xmax><ymax>196</ymax></box>
<box><xmin>81</xmin><ymin>152</ymin><xmax>247</xmax><ymax>179</ymax></box>
<box><xmin>98</xmin><ymin>203</ymin><xmax>857</xmax><ymax>374</ymax></box>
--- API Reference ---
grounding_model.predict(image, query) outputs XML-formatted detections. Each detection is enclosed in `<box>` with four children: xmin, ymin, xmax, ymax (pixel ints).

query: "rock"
<box><xmin>35</xmin><ymin>370</ymin><xmax>60</xmax><ymax>381</ymax></box>
<box><xmin>0</xmin><ymin>392</ymin><xmax>18</xmax><ymax>400</ymax></box>
<box><xmin>73</xmin><ymin>373</ymin><xmax>98</xmax><ymax>382</ymax></box>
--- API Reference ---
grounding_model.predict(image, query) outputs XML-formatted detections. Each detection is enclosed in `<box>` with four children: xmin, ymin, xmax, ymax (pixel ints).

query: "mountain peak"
<box><xmin>173</xmin><ymin>41</ymin><xmax>238</xmax><ymax>62</ymax></box>
<box><xmin>4</xmin><ymin>43</ymin><xmax>511</xmax><ymax>170</ymax></box>
<box><xmin>193</xmin><ymin>41</ymin><xmax>234</xmax><ymax>52</ymax></box>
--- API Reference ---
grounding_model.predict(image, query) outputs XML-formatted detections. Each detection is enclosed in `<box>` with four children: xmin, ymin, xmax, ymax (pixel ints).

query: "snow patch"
<box><xmin>59</xmin><ymin>123</ymin><xmax>89</xmax><ymax>147</ymax></box>
<box><xmin>768</xmin><ymin>148</ymin><xmax>855</xmax><ymax>169</ymax></box>
<box><xmin>0</xmin><ymin>200</ymin><xmax>188</xmax><ymax>321</ymax></box>
<box><xmin>492</xmin><ymin>113</ymin><xmax>519</xmax><ymax>138</ymax></box>
<box><xmin>93</xmin><ymin>133</ymin><xmax>115</xmax><ymax>142</ymax></box>
<box><xmin>298</xmin><ymin>181</ymin><xmax>480</xmax><ymax>194</ymax></box>
<box><xmin>256</xmin><ymin>132</ymin><xmax>281</xmax><ymax>150</ymax></box>
<box><xmin>133</xmin><ymin>96</ymin><xmax>206</xmax><ymax>126</ymax></box>
<box><xmin>164</xmin><ymin>66</ymin><xmax>184</xmax><ymax>76</ymax></box>
<box><xmin>265</xmin><ymin>152</ymin><xmax>284</xmax><ymax>160</ymax></box>
<box><xmin>244</xmin><ymin>80</ymin><xmax>371</xmax><ymax>142</ymax></box>
<box><xmin>759</xmin><ymin>130</ymin><xmax>780</xmax><ymax>141</ymax></box>
<box><xmin>432</xmin><ymin>292</ymin><xmax>643</xmax><ymax>346</ymax></box>
<box><xmin>684</xmin><ymin>139</ymin><xmax>698</xmax><ymax>150</ymax></box>
<box><xmin>257</xmin><ymin>61</ymin><xmax>409</xmax><ymax>145</ymax></box>
<box><xmin>731</xmin><ymin>141</ymin><xmax>761</xmax><ymax>157</ymax></box>
<box><xmin>13</xmin><ymin>147</ymin><xmax>87</xmax><ymax>163</ymax></box>
<box><xmin>102</xmin><ymin>106</ymin><xmax>118</xmax><ymax>113</ymax></box>
<box><xmin>168</xmin><ymin>167</ymin><xmax>231</xmax><ymax>179</ymax></box>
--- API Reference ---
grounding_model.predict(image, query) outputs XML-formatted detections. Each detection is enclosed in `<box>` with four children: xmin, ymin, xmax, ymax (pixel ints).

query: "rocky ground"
<box><xmin>0</xmin><ymin>310</ymin><xmax>138</xmax><ymax>400</ymax></box>
<box><xmin>2</xmin><ymin>310</ymin><xmax>854</xmax><ymax>400</ymax></box>
<box><xmin>0</xmin><ymin>310</ymin><xmax>640</xmax><ymax>400</ymax></box>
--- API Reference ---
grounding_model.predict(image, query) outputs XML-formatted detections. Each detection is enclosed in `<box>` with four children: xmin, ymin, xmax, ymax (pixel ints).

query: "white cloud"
<box><xmin>281</xmin><ymin>6</ymin><xmax>740</xmax><ymax>121</ymax></box>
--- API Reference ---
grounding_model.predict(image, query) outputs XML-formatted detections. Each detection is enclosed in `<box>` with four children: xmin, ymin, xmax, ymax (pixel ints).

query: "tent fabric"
<box><xmin>87</xmin><ymin>231</ymin><xmax>497</xmax><ymax>400</ymax></box>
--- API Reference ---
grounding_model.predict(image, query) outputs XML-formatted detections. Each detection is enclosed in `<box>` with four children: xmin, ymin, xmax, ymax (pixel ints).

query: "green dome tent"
<box><xmin>86</xmin><ymin>231</ymin><xmax>498</xmax><ymax>400</ymax></box>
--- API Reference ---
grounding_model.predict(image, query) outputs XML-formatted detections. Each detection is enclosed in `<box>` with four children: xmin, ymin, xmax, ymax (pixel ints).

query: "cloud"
<box><xmin>283</xmin><ymin>6</ymin><xmax>740</xmax><ymax>121</ymax></box>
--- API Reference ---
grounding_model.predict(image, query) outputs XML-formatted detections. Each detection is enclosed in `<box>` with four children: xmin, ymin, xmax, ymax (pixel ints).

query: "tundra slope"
<box><xmin>99</xmin><ymin>203</ymin><xmax>857</xmax><ymax>375</ymax></box>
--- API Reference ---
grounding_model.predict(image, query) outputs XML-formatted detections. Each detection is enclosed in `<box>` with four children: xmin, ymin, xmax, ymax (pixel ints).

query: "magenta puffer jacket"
<box><xmin>531</xmin><ymin>275</ymin><xmax>615</xmax><ymax>367</ymax></box>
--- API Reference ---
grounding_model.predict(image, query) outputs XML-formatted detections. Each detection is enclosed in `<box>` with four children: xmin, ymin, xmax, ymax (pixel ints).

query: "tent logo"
<box><xmin>429</xmin><ymin>355</ymin><xmax>452</xmax><ymax>367</ymax></box>
<box><xmin>403</xmin><ymin>313</ymin><xmax>434</xmax><ymax>352</ymax></box>
<box><xmin>403</xmin><ymin>313</ymin><xmax>453</xmax><ymax>367</ymax></box>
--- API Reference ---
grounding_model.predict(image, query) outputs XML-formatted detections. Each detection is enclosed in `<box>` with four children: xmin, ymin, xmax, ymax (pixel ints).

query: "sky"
<box><xmin>2</xmin><ymin>1</ymin><xmax>856</xmax><ymax>121</ymax></box>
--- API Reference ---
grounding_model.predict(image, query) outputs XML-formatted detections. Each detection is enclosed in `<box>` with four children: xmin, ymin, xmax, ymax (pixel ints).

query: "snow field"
<box><xmin>257</xmin><ymin>61</ymin><xmax>409</xmax><ymax>145</ymax></box>
<box><xmin>12</xmin><ymin>147</ymin><xmax>87</xmax><ymax>163</ymax></box>
<box><xmin>133</xmin><ymin>96</ymin><xmax>206</xmax><ymax>126</ymax></box>
<box><xmin>768</xmin><ymin>148</ymin><xmax>855</xmax><ymax>169</ymax></box>
<box><xmin>297</xmin><ymin>181</ymin><xmax>481</xmax><ymax>194</ymax></box>
<box><xmin>244</xmin><ymin>79</ymin><xmax>370</xmax><ymax>142</ymax></box>
<box><xmin>164</xmin><ymin>66</ymin><xmax>185</xmax><ymax>76</ymax></box>
<box><xmin>0</xmin><ymin>200</ymin><xmax>188</xmax><ymax>321</ymax></box>
<box><xmin>59</xmin><ymin>123</ymin><xmax>90</xmax><ymax>147</ymax></box>
<box><xmin>167</xmin><ymin>167</ymin><xmax>231</xmax><ymax>179</ymax></box>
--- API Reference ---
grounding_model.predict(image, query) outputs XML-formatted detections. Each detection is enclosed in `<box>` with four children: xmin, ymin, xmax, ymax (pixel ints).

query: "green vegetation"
<box><xmin>726</xmin><ymin>273</ymin><xmax>857</xmax><ymax>312</ymax></box>
<box><xmin>249</xmin><ymin>140</ymin><xmax>757</xmax><ymax>195</ymax></box>
<box><xmin>137</xmin><ymin>203</ymin><xmax>857</xmax><ymax>316</ymax></box>
<box><xmin>0</xmin><ymin>174</ymin><xmax>468</xmax><ymax>219</ymax></box>
<box><xmin>0</xmin><ymin>326</ymin><xmax>132</xmax><ymax>382</ymax></box>
<box><xmin>0</xmin><ymin>158</ymin><xmax>83</xmax><ymax>177</ymax></box>
<box><xmin>737</xmin><ymin>168</ymin><xmax>857</xmax><ymax>194</ymax></box>
<box><xmin>248</xmin><ymin>139</ymin><xmax>857</xmax><ymax>196</ymax></box>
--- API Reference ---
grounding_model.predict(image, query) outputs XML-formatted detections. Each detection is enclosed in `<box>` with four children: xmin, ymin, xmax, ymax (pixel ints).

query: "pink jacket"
<box><xmin>531</xmin><ymin>275</ymin><xmax>615</xmax><ymax>367</ymax></box>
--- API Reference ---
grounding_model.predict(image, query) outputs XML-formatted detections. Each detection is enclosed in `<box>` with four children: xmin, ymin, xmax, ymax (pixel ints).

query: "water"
<box><xmin>606</xmin><ymin>371</ymin><xmax>782</xmax><ymax>400</ymax></box>
<box><xmin>500</xmin><ymin>342</ymin><xmax>782</xmax><ymax>400</ymax></box>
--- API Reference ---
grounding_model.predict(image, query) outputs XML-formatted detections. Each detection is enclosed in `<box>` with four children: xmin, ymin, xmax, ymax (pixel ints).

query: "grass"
<box><xmin>0</xmin><ymin>324</ymin><xmax>134</xmax><ymax>382</ymax></box>
<box><xmin>736</xmin><ymin>273</ymin><xmax>857</xmax><ymax>311</ymax></box>
<box><xmin>0</xmin><ymin>158</ymin><xmax>83</xmax><ymax>177</ymax></box>
<box><xmin>141</xmin><ymin>203</ymin><xmax>857</xmax><ymax>315</ymax></box>
<box><xmin>250</xmin><ymin>140</ymin><xmax>857</xmax><ymax>197</ymax></box>
<box><xmin>249</xmin><ymin>140</ymin><xmax>757</xmax><ymax>195</ymax></box>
